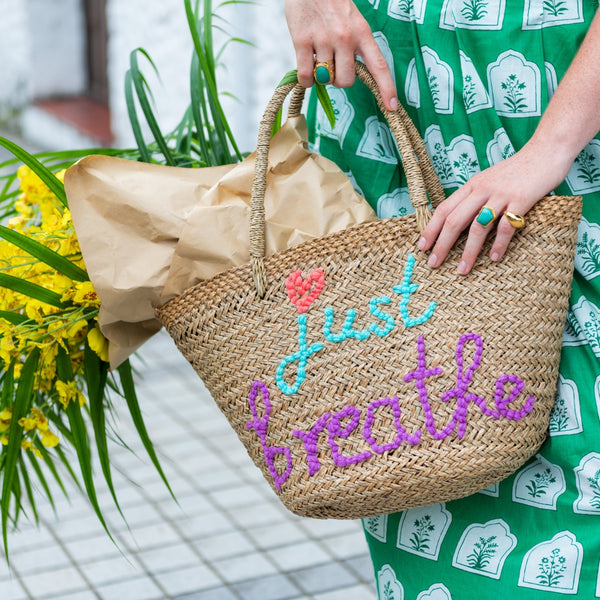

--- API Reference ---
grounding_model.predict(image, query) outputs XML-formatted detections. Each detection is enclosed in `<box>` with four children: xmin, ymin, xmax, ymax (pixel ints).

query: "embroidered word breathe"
<box><xmin>247</xmin><ymin>332</ymin><xmax>535</xmax><ymax>490</ymax></box>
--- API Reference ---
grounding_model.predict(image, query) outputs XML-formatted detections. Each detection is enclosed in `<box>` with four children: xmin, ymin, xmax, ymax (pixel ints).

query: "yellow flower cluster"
<box><xmin>0</xmin><ymin>166</ymin><xmax>109</xmax><ymax>453</ymax></box>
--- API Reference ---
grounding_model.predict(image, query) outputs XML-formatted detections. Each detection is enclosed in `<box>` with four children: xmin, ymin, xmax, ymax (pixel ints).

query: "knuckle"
<box><xmin>367</xmin><ymin>53</ymin><xmax>389</xmax><ymax>74</ymax></box>
<box><xmin>297</xmin><ymin>67</ymin><xmax>315</xmax><ymax>85</ymax></box>
<box><xmin>334</xmin><ymin>73</ymin><xmax>355</xmax><ymax>88</ymax></box>
<box><xmin>334</xmin><ymin>28</ymin><xmax>353</xmax><ymax>46</ymax></box>
<box><xmin>445</xmin><ymin>212</ymin><xmax>466</xmax><ymax>232</ymax></box>
<box><xmin>497</xmin><ymin>219</ymin><xmax>516</xmax><ymax>237</ymax></box>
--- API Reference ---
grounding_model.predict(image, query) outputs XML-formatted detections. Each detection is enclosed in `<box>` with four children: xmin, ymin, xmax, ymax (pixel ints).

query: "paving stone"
<box><xmin>232</xmin><ymin>573</ymin><xmax>301</xmax><ymax>600</ymax></box>
<box><xmin>175</xmin><ymin>586</ymin><xmax>239</xmax><ymax>600</ymax></box>
<box><xmin>288</xmin><ymin>561</ymin><xmax>358</xmax><ymax>595</ymax></box>
<box><xmin>153</xmin><ymin>563</ymin><xmax>222</xmax><ymax>596</ymax></box>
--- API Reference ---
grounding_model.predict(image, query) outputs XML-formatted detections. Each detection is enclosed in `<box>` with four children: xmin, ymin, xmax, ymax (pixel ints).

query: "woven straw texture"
<box><xmin>156</xmin><ymin>65</ymin><xmax>582</xmax><ymax>519</ymax></box>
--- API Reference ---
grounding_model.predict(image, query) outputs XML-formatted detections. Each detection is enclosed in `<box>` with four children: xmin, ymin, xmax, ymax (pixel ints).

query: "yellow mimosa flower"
<box><xmin>55</xmin><ymin>380</ymin><xmax>86</xmax><ymax>409</ymax></box>
<box><xmin>18</xmin><ymin>417</ymin><xmax>36</xmax><ymax>431</ymax></box>
<box><xmin>87</xmin><ymin>324</ymin><xmax>109</xmax><ymax>362</ymax></box>
<box><xmin>72</xmin><ymin>281</ymin><xmax>101</xmax><ymax>308</ymax></box>
<box><xmin>41</xmin><ymin>431</ymin><xmax>59</xmax><ymax>448</ymax></box>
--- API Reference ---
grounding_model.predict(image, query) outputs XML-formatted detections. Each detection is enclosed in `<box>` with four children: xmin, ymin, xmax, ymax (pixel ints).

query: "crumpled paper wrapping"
<box><xmin>64</xmin><ymin>115</ymin><xmax>377</xmax><ymax>368</ymax></box>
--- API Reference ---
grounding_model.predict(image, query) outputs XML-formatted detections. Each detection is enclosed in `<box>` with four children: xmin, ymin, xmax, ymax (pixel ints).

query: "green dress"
<box><xmin>307</xmin><ymin>0</ymin><xmax>600</xmax><ymax>597</ymax></box>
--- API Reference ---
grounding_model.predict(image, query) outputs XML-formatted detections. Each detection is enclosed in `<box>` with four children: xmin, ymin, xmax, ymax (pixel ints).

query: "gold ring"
<box><xmin>314</xmin><ymin>60</ymin><xmax>335</xmax><ymax>85</ymax></box>
<box><xmin>475</xmin><ymin>206</ymin><xmax>496</xmax><ymax>228</ymax></box>
<box><xmin>504</xmin><ymin>211</ymin><xmax>526</xmax><ymax>229</ymax></box>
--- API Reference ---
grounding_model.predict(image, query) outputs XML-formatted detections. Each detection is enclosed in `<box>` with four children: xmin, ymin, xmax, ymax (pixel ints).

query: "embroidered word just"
<box><xmin>246</xmin><ymin>256</ymin><xmax>535</xmax><ymax>491</ymax></box>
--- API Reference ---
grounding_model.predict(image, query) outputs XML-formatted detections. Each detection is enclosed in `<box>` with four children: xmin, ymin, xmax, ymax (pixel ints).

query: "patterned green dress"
<box><xmin>306</xmin><ymin>0</ymin><xmax>600</xmax><ymax>597</ymax></box>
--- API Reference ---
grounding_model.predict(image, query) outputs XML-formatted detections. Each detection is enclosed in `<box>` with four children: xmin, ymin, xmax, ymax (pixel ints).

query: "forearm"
<box><xmin>527</xmin><ymin>9</ymin><xmax>600</xmax><ymax>168</ymax></box>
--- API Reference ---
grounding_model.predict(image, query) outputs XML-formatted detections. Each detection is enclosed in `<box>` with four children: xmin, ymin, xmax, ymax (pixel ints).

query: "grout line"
<box><xmin>36</xmin><ymin>515</ymin><xmax>103</xmax><ymax>600</ymax></box>
<box><xmin>0</xmin><ymin>556</ymin><xmax>35</xmax><ymax>600</ymax></box>
<box><xmin>108</xmin><ymin>455</ymin><xmax>245</xmax><ymax>600</ymax></box>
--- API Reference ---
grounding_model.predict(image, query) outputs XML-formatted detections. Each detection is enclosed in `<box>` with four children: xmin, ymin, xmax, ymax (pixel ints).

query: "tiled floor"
<box><xmin>0</xmin><ymin>331</ymin><xmax>377</xmax><ymax>600</ymax></box>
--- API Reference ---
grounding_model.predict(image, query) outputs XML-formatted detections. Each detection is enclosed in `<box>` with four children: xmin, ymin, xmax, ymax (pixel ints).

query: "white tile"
<box><xmin>123</xmin><ymin>521</ymin><xmax>183</xmax><ymax>551</ymax></box>
<box><xmin>314</xmin><ymin>584</ymin><xmax>376</xmax><ymax>600</ymax></box>
<box><xmin>79</xmin><ymin>555</ymin><xmax>143</xmax><ymax>587</ymax></box>
<box><xmin>227</xmin><ymin>501</ymin><xmax>289</xmax><ymax>529</ymax></box>
<box><xmin>195</xmin><ymin>530</ymin><xmax>255</xmax><ymax>561</ymax></box>
<box><xmin>266</xmin><ymin>540</ymin><xmax>331</xmax><ymax>571</ymax></box>
<box><xmin>9</xmin><ymin>543</ymin><xmax>71</xmax><ymax>574</ymax></box>
<box><xmin>299</xmin><ymin>518</ymin><xmax>362</xmax><ymax>539</ymax></box>
<box><xmin>0</xmin><ymin>575</ymin><xmax>28</xmax><ymax>600</ymax></box>
<box><xmin>191</xmin><ymin>467</ymin><xmax>241</xmax><ymax>491</ymax></box>
<box><xmin>5</xmin><ymin>525</ymin><xmax>56</xmax><ymax>553</ymax></box>
<box><xmin>320</xmin><ymin>530</ymin><xmax>370</xmax><ymax>560</ymax></box>
<box><xmin>209</xmin><ymin>485</ymin><xmax>267</xmax><ymax>510</ymax></box>
<box><xmin>104</xmin><ymin>502</ymin><xmax>163</xmax><ymax>531</ymax></box>
<box><xmin>96</xmin><ymin>576</ymin><xmax>163</xmax><ymax>600</ymax></box>
<box><xmin>63</xmin><ymin>533</ymin><xmax>121</xmax><ymax>563</ymax></box>
<box><xmin>96</xmin><ymin>483</ymin><xmax>146</xmax><ymax>509</ymax></box>
<box><xmin>158</xmin><ymin>492</ymin><xmax>213</xmax><ymax>519</ymax></box>
<box><xmin>154</xmin><ymin>563</ymin><xmax>221</xmax><ymax>595</ymax></box>
<box><xmin>136</xmin><ymin>542</ymin><xmax>200</xmax><ymax>573</ymax></box>
<box><xmin>212</xmin><ymin>553</ymin><xmax>278</xmax><ymax>583</ymax></box>
<box><xmin>43</xmin><ymin>590</ymin><xmax>98</xmax><ymax>600</ymax></box>
<box><xmin>174</xmin><ymin>510</ymin><xmax>236</xmax><ymax>539</ymax></box>
<box><xmin>245</xmin><ymin>521</ymin><xmax>309</xmax><ymax>550</ymax></box>
<box><xmin>19</xmin><ymin>565</ymin><xmax>87</xmax><ymax>597</ymax></box>
<box><xmin>47</xmin><ymin>512</ymin><xmax>111</xmax><ymax>541</ymax></box>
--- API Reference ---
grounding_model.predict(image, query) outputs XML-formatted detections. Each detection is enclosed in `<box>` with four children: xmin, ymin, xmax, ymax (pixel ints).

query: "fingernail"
<box><xmin>418</xmin><ymin>236</ymin><xmax>427</xmax><ymax>250</ymax></box>
<box><xmin>457</xmin><ymin>261</ymin><xmax>468</xmax><ymax>274</ymax></box>
<box><xmin>390</xmin><ymin>97</ymin><xmax>399</xmax><ymax>110</ymax></box>
<box><xmin>491</xmin><ymin>252</ymin><xmax>500</xmax><ymax>261</ymax></box>
<box><xmin>428</xmin><ymin>253</ymin><xmax>438</xmax><ymax>267</ymax></box>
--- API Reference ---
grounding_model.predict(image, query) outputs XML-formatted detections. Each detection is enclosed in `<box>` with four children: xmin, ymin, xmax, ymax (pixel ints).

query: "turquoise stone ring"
<box><xmin>476</xmin><ymin>206</ymin><xmax>496</xmax><ymax>228</ymax></box>
<box><xmin>314</xmin><ymin>61</ymin><xmax>334</xmax><ymax>85</ymax></box>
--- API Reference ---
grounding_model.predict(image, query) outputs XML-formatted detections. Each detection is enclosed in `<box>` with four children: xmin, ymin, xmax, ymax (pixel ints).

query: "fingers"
<box><xmin>357</xmin><ymin>36</ymin><xmax>398</xmax><ymax>111</ymax></box>
<box><xmin>284</xmin><ymin>0</ymin><xmax>397</xmax><ymax>108</ymax></box>
<box><xmin>296</xmin><ymin>45</ymin><xmax>319</xmax><ymax>88</ymax></box>
<box><xmin>418</xmin><ymin>184</ymin><xmax>522</xmax><ymax>275</ymax></box>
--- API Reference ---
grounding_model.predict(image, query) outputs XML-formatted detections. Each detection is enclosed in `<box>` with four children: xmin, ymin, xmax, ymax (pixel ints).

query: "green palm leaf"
<box><xmin>0</xmin><ymin>274</ymin><xmax>68</xmax><ymax>309</ymax></box>
<box><xmin>0</xmin><ymin>138</ymin><xmax>67</xmax><ymax>207</ymax></box>
<box><xmin>1</xmin><ymin>351</ymin><xmax>39</xmax><ymax>557</ymax></box>
<box><xmin>0</xmin><ymin>225</ymin><xmax>88</xmax><ymax>282</ymax></box>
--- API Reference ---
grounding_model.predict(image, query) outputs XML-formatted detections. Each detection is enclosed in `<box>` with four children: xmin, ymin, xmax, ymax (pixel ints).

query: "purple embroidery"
<box><xmin>495</xmin><ymin>374</ymin><xmax>535</xmax><ymax>419</ymax></box>
<box><xmin>293</xmin><ymin>412</ymin><xmax>331</xmax><ymax>476</ymax></box>
<box><xmin>403</xmin><ymin>335</ymin><xmax>445</xmax><ymax>439</ymax></box>
<box><xmin>246</xmin><ymin>381</ymin><xmax>292</xmax><ymax>490</ymax></box>
<box><xmin>405</xmin><ymin>333</ymin><xmax>536</xmax><ymax>441</ymax></box>
<box><xmin>363</xmin><ymin>397</ymin><xmax>421</xmax><ymax>453</ymax></box>
<box><xmin>483</xmin><ymin>374</ymin><xmax>535</xmax><ymax>420</ymax></box>
<box><xmin>327</xmin><ymin>406</ymin><xmax>372</xmax><ymax>467</ymax></box>
<box><xmin>438</xmin><ymin>332</ymin><xmax>487</xmax><ymax>439</ymax></box>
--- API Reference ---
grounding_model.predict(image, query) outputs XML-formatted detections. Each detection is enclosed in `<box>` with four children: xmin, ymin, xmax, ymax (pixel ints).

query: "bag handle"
<box><xmin>250</xmin><ymin>61</ymin><xmax>446</xmax><ymax>297</ymax></box>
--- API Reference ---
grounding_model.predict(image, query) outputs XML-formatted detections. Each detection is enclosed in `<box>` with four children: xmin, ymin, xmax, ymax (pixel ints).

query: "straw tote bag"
<box><xmin>156</xmin><ymin>63</ymin><xmax>582</xmax><ymax>519</ymax></box>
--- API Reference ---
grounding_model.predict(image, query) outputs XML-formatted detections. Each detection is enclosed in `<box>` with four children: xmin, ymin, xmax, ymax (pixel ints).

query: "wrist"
<box><xmin>521</xmin><ymin>133</ymin><xmax>579</xmax><ymax>186</ymax></box>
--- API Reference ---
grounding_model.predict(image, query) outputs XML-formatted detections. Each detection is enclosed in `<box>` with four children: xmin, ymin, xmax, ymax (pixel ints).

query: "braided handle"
<box><xmin>250</xmin><ymin>61</ymin><xmax>446</xmax><ymax>297</ymax></box>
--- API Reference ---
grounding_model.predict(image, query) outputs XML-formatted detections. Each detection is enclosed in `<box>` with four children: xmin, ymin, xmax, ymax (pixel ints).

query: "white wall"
<box><xmin>27</xmin><ymin>0</ymin><xmax>87</xmax><ymax>98</ymax></box>
<box><xmin>0</xmin><ymin>0</ymin><xmax>297</xmax><ymax>153</ymax></box>
<box><xmin>106</xmin><ymin>0</ymin><xmax>296</xmax><ymax>152</ymax></box>
<box><xmin>0</xmin><ymin>0</ymin><xmax>32</xmax><ymax>122</ymax></box>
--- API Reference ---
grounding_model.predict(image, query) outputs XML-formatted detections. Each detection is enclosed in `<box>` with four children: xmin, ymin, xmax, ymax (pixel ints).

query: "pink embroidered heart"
<box><xmin>285</xmin><ymin>269</ymin><xmax>325</xmax><ymax>313</ymax></box>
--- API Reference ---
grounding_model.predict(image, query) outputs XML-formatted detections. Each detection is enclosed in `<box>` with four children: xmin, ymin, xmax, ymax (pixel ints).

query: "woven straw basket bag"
<box><xmin>156</xmin><ymin>63</ymin><xmax>582</xmax><ymax>519</ymax></box>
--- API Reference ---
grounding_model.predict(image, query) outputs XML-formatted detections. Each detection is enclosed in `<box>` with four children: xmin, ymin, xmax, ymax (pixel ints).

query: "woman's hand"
<box><xmin>284</xmin><ymin>0</ymin><xmax>398</xmax><ymax>111</ymax></box>
<box><xmin>417</xmin><ymin>138</ymin><xmax>575</xmax><ymax>274</ymax></box>
<box><xmin>419</xmin><ymin>10</ymin><xmax>600</xmax><ymax>274</ymax></box>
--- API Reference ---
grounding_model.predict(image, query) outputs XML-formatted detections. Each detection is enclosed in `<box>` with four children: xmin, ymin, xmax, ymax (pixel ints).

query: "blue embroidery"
<box><xmin>393</xmin><ymin>254</ymin><xmax>437</xmax><ymax>327</ymax></box>
<box><xmin>368</xmin><ymin>296</ymin><xmax>395</xmax><ymax>337</ymax></box>
<box><xmin>276</xmin><ymin>314</ymin><xmax>324</xmax><ymax>395</ymax></box>
<box><xmin>323</xmin><ymin>307</ymin><xmax>371</xmax><ymax>343</ymax></box>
